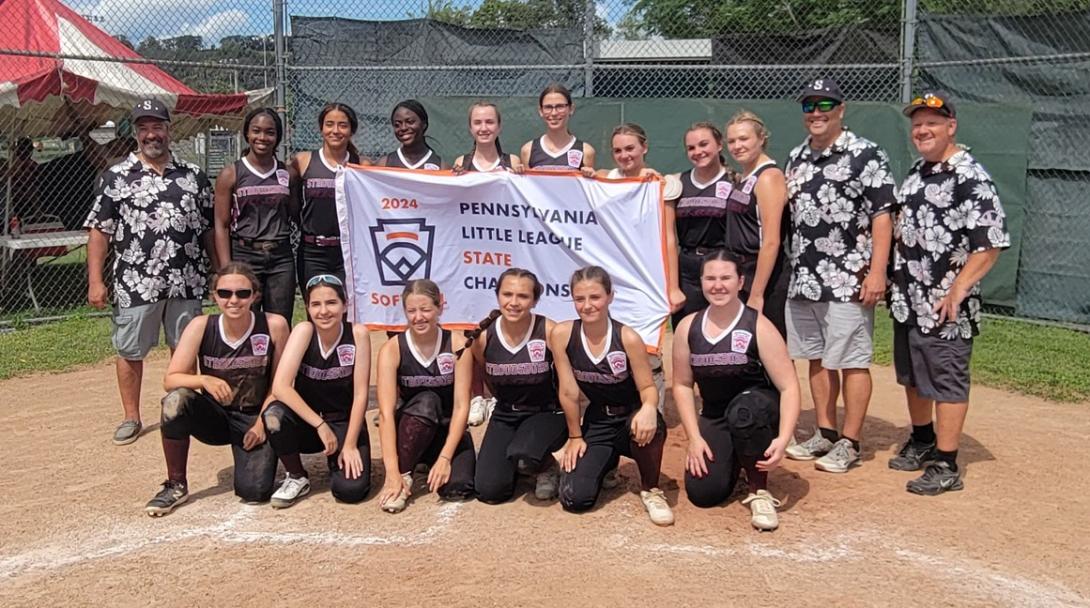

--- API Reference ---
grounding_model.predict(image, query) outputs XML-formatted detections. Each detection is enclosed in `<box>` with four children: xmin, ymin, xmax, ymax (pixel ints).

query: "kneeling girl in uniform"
<box><xmin>464</xmin><ymin>269</ymin><xmax>567</xmax><ymax>503</ymax></box>
<box><xmin>550</xmin><ymin>266</ymin><xmax>674</xmax><ymax>526</ymax></box>
<box><xmin>375</xmin><ymin>279</ymin><xmax>475</xmax><ymax>513</ymax></box>
<box><xmin>263</xmin><ymin>274</ymin><xmax>373</xmax><ymax>508</ymax></box>
<box><xmin>672</xmin><ymin>250</ymin><xmax>800</xmax><ymax>530</ymax></box>
<box><xmin>145</xmin><ymin>262</ymin><xmax>290</xmax><ymax>516</ymax></box>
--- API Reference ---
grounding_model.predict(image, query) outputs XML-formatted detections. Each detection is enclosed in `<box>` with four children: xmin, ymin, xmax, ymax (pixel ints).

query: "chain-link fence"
<box><xmin>1</xmin><ymin>0</ymin><xmax>1087</xmax><ymax>325</ymax></box>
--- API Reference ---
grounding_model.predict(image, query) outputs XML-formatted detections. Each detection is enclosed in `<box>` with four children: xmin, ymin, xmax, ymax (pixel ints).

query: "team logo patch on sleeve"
<box><xmin>336</xmin><ymin>344</ymin><xmax>356</xmax><ymax>366</ymax></box>
<box><xmin>716</xmin><ymin>181</ymin><xmax>734</xmax><ymax>200</ymax></box>
<box><xmin>250</xmin><ymin>334</ymin><xmax>270</xmax><ymax>356</ymax></box>
<box><xmin>276</xmin><ymin>169</ymin><xmax>291</xmax><ymax>187</ymax></box>
<box><xmin>437</xmin><ymin>353</ymin><xmax>456</xmax><ymax>375</ymax></box>
<box><xmin>567</xmin><ymin>149</ymin><xmax>584</xmax><ymax>168</ymax></box>
<box><xmin>731</xmin><ymin>330</ymin><xmax>752</xmax><ymax>353</ymax></box>
<box><xmin>741</xmin><ymin>176</ymin><xmax>757</xmax><ymax>194</ymax></box>
<box><xmin>527</xmin><ymin>339</ymin><xmax>547</xmax><ymax>363</ymax></box>
<box><xmin>606</xmin><ymin>351</ymin><xmax>628</xmax><ymax>375</ymax></box>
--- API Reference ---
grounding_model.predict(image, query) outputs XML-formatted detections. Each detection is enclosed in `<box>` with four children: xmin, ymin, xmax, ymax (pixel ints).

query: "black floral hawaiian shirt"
<box><xmin>889</xmin><ymin>149</ymin><xmax>1010</xmax><ymax>339</ymax></box>
<box><xmin>784</xmin><ymin>129</ymin><xmax>898</xmax><ymax>302</ymax></box>
<box><xmin>83</xmin><ymin>153</ymin><xmax>213</xmax><ymax>308</ymax></box>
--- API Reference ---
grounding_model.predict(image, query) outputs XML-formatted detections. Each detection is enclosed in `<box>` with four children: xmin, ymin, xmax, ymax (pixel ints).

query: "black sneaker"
<box><xmin>888</xmin><ymin>439</ymin><xmax>937</xmax><ymax>471</ymax></box>
<box><xmin>906</xmin><ymin>461</ymin><xmax>964</xmax><ymax>496</ymax></box>
<box><xmin>146</xmin><ymin>480</ymin><xmax>189</xmax><ymax>517</ymax></box>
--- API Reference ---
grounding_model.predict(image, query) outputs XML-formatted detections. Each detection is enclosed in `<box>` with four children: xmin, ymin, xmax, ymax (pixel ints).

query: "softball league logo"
<box><xmin>369</xmin><ymin>218</ymin><xmax>436</xmax><ymax>286</ymax></box>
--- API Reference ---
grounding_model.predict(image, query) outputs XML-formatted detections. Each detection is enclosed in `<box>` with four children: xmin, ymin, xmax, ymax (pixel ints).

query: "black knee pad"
<box><xmin>558</xmin><ymin>479</ymin><xmax>595</xmax><ymax>513</ymax></box>
<box><xmin>331</xmin><ymin>477</ymin><xmax>371</xmax><ymax>504</ymax></box>
<box><xmin>725</xmin><ymin>388</ymin><xmax>779</xmax><ymax>457</ymax></box>
<box><xmin>475</xmin><ymin>468</ymin><xmax>516</xmax><ymax>504</ymax></box>
<box><xmin>438</xmin><ymin>480</ymin><xmax>474</xmax><ymax>501</ymax></box>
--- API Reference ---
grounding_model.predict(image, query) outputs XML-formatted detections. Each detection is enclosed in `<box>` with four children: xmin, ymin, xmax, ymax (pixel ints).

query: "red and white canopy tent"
<box><xmin>0</xmin><ymin>0</ymin><xmax>273</xmax><ymax>138</ymax></box>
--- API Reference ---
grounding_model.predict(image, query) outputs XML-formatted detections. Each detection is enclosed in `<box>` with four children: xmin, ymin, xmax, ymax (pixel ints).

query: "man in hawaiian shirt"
<box><xmin>782</xmin><ymin>78</ymin><xmax>897</xmax><ymax>474</ymax></box>
<box><xmin>84</xmin><ymin>99</ymin><xmax>215</xmax><ymax>446</ymax></box>
<box><xmin>887</xmin><ymin>91</ymin><xmax>1009</xmax><ymax>495</ymax></box>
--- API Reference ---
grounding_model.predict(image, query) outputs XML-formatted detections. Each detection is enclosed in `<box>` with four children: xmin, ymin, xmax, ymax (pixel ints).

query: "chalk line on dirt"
<box><xmin>0</xmin><ymin>501</ymin><xmax>465</xmax><ymax>582</ymax></box>
<box><xmin>637</xmin><ymin>529</ymin><xmax>1088</xmax><ymax>607</ymax></box>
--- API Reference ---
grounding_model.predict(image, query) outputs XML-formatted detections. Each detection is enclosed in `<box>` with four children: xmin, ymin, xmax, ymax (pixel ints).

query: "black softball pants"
<box><xmin>559</xmin><ymin>404</ymin><xmax>666</xmax><ymax>513</ymax></box>
<box><xmin>262</xmin><ymin>401</ymin><xmax>372</xmax><ymax>503</ymax></box>
<box><xmin>475</xmin><ymin>406</ymin><xmax>567</xmax><ymax>504</ymax></box>
<box><xmin>160</xmin><ymin>387</ymin><xmax>277</xmax><ymax>503</ymax></box>
<box><xmin>685</xmin><ymin>387</ymin><xmax>780</xmax><ymax>508</ymax></box>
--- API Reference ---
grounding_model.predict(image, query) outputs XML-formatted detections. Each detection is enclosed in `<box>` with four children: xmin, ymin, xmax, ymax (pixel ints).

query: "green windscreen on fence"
<box><xmin>918</xmin><ymin>9</ymin><xmax>1090</xmax><ymax>323</ymax></box>
<box><xmin>415</xmin><ymin>97</ymin><xmax>1032</xmax><ymax>310</ymax></box>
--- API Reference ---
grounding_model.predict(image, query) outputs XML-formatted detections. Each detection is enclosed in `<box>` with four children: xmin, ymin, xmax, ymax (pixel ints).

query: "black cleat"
<box><xmin>889</xmin><ymin>439</ymin><xmax>937</xmax><ymax>471</ymax></box>
<box><xmin>145</xmin><ymin>480</ymin><xmax>189</xmax><ymax>516</ymax></box>
<box><xmin>906</xmin><ymin>461</ymin><xmax>964</xmax><ymax>496</ymax></box>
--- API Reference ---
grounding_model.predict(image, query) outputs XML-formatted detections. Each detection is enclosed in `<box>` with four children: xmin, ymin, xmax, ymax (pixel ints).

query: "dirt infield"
<box><xmin>1</xmin><ymin>333</ymin><xmax>1088</xmax><ymax>607</ymax></box>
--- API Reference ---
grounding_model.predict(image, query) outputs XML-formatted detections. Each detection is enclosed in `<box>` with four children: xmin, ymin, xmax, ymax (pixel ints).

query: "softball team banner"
<box><xmin>336</xmin><ymin>167</ymin><xmax>671</xmax><ymax>349</ymax></box>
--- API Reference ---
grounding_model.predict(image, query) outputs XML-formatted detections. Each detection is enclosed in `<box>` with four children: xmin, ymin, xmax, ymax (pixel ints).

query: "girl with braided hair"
<box><xmin>461</xmin><ymin>269</ymin><xmax>567</xmax><ymax>504</ymax></box>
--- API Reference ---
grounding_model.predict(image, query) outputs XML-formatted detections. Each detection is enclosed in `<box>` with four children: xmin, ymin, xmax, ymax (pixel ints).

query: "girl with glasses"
<box><xmin>145</xmin><ymin>262</ymin><xmax>290</xmax><ymax>516</ymax></box>
<box><xmin>375</xmin><ymin>280</ymin><xmax>476</xmax><ymax>513</ymax></box>
<box><xmin>520</xmin><ymin>83</ymin><xmax>596</xmax><ymax>174</ymax></box>
<box><xmin>262</xmin><ymin>275</ymin><xmax>373</xmax><ymax>508</ymax></box>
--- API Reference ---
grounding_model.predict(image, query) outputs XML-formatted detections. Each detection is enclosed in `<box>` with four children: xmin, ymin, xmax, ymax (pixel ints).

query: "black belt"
<box><xmin>233</xmin><ymin>237</ymin><xmax>287</xmax><ymax>251</ymax></box>
<box><xmin>681</xmin><ymin>246</ymin><xmax>717</xmax><ymax>256</ymax></box>
<box><xmin>681</xmin><ymin>247</ymin><xmax>756</xmax><ymax>264</ymax></box>
<box><xmin>502</xmin><ymin>402</ymin><xmax>558</xmax><ymax>414</ymax></box>
<box><xmin>303</xmin><ymin>234</ymin><xmax>341</xmax><ymax>247</ymax></box>
<box><xmin>598</xmin><ymin>403</ymin><xmax>633</xmax><ymax>417</ymax></box>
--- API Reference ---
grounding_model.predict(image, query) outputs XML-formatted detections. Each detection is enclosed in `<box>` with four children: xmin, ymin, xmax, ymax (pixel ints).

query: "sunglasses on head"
<box><xmin>306</xmin><ymin>274</ymin><xmax>344</xmax><ymax>289</ymax></box>
<box><xmin>215</xmin><ymin>288</ymin><xmax>253</xmax><ymax>299</ymax></box>
<box><xmin>911</xmin><ymin>94</ymin><xmax>946</xmax><ymax>109</ymax></box>
<box><xmin>801</xmin><ymin>99</ymin><xmax>841</xmax><ymax>113</ymax></box>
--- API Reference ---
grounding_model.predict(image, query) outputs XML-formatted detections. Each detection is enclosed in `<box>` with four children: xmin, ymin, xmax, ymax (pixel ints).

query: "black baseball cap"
<box><xmin>903</xmin><ymin>90</ymin><xmax>956</xmax><ymax>118</ymax></box>
<box><xmin>797</xmin><ymin>78</ymin><xmax>844</xmax><ymax>103</ymax></box>
<box><xmin>132</xmin><ymin>98</ymin><xmax>170</xmax><ymax>122</ymax></box>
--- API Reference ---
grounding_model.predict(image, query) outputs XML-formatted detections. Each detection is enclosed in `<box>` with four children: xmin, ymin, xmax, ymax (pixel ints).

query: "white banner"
<box><xmin>336</xmin><ymin>167</ymin><xmax>671</xmax><ymax>350</ymax></box>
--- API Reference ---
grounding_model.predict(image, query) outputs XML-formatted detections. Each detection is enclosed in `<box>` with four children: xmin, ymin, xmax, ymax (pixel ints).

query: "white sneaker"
<box><xmin>382</xmin><ymin>472</ymin><xmax>414</xmax><ymax>514</ymax></box>
<box><xmin>742</xmin><ymin>489</ymin><xmax>783</xmax><ymax>531</ymax></box>
<box><xmin>270</xmin><ymin>474</ymin><xmax>311</xmax><ymax>509</ymax></box>
<box><xmin>640</xmin><ymin>488</ymin><xmax>674</xmax><ymax>526</ymax></box>
<box><xmin>601</xmin><ymin>468</ymin><xmax>621</xmax><ymax>489</ymax></box>
<box><xmin>535</xmin><ymin>465</ymin><xmax>559</xmax><ymax>500</ymax></box>
<box><xmin>814</xmin><ymin>438</ymin><xmax>861</xmax><ymax>473</ymax></box>
<box><xmin>485</xmin><ymin>396</ymin><xmax>497</xmax><ymax>419</ymax></box>
<box><xmin>468</xmin><ymin>396</ymin><xmax>488</xmax><ymax>426</ymax></box>
<box><xmin>785</xmin><ymin>432</ymin><xmax>835</xmax><ymax>461</ymax></box>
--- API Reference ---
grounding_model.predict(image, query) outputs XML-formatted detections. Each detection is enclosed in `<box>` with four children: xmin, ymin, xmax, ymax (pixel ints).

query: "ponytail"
<box><xmin>458</xmin><ymin>309</ymin><xmax>502</xmax><ymax>358</ymax></box>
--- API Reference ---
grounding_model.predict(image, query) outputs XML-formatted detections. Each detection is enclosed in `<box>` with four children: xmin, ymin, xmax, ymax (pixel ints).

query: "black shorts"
<box><xmin>893</xmin><ymin>322</ymin><xmax>973</xmax><ymax>403</ymax></box>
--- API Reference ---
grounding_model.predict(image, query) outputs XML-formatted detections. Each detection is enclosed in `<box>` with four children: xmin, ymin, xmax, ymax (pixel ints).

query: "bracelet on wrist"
<box><xmin>569</xmin><ymin>435</ymin><xmax>582</xmax><ymax>440</ymax></box>
<box><xmin>438</xmin><ymin>454</ymin><xmax>451</xmax><ymax>462</ymax></box>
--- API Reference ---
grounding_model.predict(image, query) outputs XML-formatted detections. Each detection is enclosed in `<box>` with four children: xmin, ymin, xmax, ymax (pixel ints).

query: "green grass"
<box><xmin>0</xmin><ymin>313</ymin><xmax>116</xmax><ymax>379</ymax></box>
<box><xmin>2</xmin><ymin>305</ymin><xmax>1089</xmax><ymax>402</ymax></box>
<box><xmin>0</xmin><ymin>299</ymin><xmax>306</xmax><ymax>381</ymax></box>
<box><xmin>873</xmin><ymin>310</ymin><xmax>1090</xmax><ymax>402</ymax></box>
